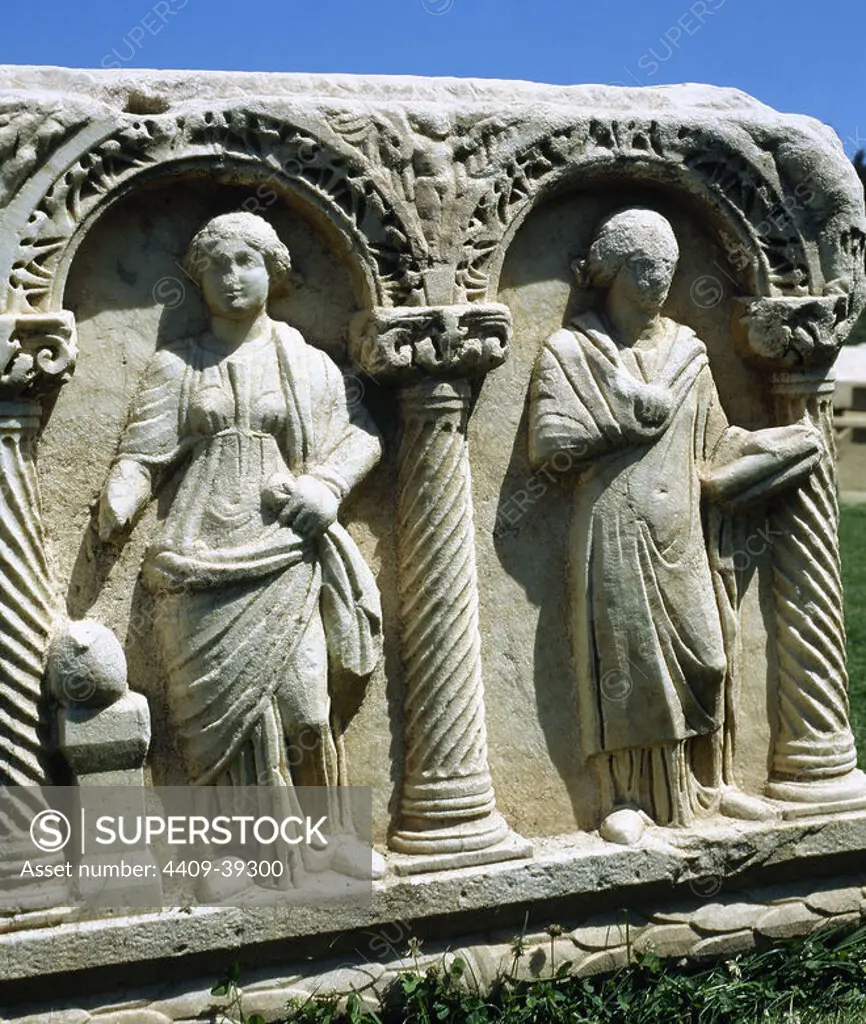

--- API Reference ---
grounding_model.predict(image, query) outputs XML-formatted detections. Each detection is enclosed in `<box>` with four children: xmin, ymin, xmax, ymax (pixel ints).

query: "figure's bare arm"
<box><xmin>703</xmin><ymin>420</ymin><xmax>823</xmax><ymax>509</ymax></box>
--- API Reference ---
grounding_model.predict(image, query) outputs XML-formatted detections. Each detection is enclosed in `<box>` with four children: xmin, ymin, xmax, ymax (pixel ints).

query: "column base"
<box><xmin>766</xmin><ymin>768</ymin><xmax>866</xmax><ymax>819</ymax></box>
<box><xmin>388</xmin><ymin>811</ymin><xmax>532</xmax><ymax>875</ymax></box>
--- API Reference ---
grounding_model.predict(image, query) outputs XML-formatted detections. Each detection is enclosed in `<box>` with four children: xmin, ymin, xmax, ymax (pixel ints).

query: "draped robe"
<box><xmin>529</xmin><ymin>311</ymin><xmax>821</xmax><ymax>822</ymax></box>
<box><xmin>114</xmin><ymin>322</ymin><xmax>382</xmax><ymax>788</ymax></box>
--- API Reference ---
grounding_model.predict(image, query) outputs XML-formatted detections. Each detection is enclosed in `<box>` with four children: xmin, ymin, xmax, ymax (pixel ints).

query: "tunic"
<box><xmin>530</xmin><ymin>312</ymin><xmax>730</xmax><ymax>757</ymax></box>
<box><xmin>114</xmin><ymin>321</ymin><xmax>382</xmax><ymax>786</ymax></box>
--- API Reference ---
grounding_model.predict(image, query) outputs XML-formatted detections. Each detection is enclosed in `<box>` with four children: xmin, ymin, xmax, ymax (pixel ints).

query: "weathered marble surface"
<box><xmin>5</xmin><ymin>813</ymin><xmax>866</xmax><ymax>1015</ymax></box>
<box><xmin>0</xmin><ymin>65</ymin><xmax>865</xmax><ymax>1013</ymax></box>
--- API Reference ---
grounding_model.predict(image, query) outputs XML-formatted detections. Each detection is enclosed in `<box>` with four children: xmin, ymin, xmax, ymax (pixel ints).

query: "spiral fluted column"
<box><xmin>351</xmin><ymin>303</ymin><xmax>530</xmax><ymax>872</ymax></box>
<box><xmin>0</xmin><ymin>403</ymin><xmax>58</xmax><ymax>788</ymax></box>
<box><xmin>0</xmin><ymin>313</ymin><xmax>77</xmax><ymax>906</ymax></box>
<box><xmin>732</xmin><ymin>295</ymin><xmax>866</xmax><ymax>816</ymax></box>
<box><xmin>393</xmin><ymin>379</ymin><xmax>506</xmax><ymax>851</ymax></box>
<box><xmin>765</xmin><ymin>371</ymin><xmax>866</xmax><ymax>812</ymax></box>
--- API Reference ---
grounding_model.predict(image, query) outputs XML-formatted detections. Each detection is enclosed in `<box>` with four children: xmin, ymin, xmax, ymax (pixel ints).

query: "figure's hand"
<box><xmin>787</xmin><ymin>420</ymin><xmax>825</xmax><ymax>463</ymax></box>
<box><xmin>277</xmin><ymin>474</ymin><xmax>339</xmax><ymax>537</ymax></box>
<box><xmin>98</xmin><ymin>460</ymin><xmax>152</xmax><ymax>542</ymax></box>
<box><xmin>633</xmin><ymin>384</ymin><xmax>673</xmax><ymax>428</ymax></box>
<box><xmin>740</xmin><ymin>420</ymin><xmax>824</xmax><ymax>461</ymax></box>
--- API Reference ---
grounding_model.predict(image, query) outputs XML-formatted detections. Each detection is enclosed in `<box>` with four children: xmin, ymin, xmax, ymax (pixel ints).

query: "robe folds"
<box><xmin>531</xmin><ymin>312</ymin><xmax>731</xmax><ymax>758</ymax></box>
<box><xmin>115</xmin><ymin>321</ymin><xmax>382</xmax><ymax>786</ymax></box>
<box><xmin>530</xmin><ymin>309</ymin><xmax>826</xmax><ymax>768</ymax></box>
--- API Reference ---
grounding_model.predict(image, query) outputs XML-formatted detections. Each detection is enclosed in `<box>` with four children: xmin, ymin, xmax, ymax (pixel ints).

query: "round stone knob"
<box><xmin>47</xmin><ymin>619</ymin><xmax>128</xmax><ymax>708</ymax></box>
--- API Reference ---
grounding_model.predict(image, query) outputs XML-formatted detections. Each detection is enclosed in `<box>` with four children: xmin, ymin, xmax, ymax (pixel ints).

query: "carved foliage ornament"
<box><xmin>7</xmin><ymin>109</ymin><xmax>423</xmax><ymax>312</ymax></box>
<box><xmin>350</xmin><ymin>303</ymin><xmax>511</xmax><ymax>382</ymax></box>
<box><xmin>457</xmin><ymin>117</ymin><xmax>865</xmax><ymax>327</ymax></box>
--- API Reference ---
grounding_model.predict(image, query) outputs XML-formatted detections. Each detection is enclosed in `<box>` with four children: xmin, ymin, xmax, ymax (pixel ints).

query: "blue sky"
<box><xmin>2</xmin><ymin>0</ymin><xmax>865</xmax><ymax>158</ymax></box>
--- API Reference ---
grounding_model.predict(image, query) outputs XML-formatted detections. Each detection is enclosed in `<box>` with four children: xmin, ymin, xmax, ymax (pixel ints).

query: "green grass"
<box><xmin>282</xmin><ymin>924</ymin><xmax>866</xmax><ymax>1023</ymax></box>
<box><xmin>840</xmin><ymin>502</ymin><xmax>866</xmax><ymax>767</ymax></box>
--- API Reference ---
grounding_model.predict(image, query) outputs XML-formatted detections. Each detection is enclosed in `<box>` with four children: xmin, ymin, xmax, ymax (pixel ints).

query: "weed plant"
<box><xmin>284</xmin><ymin>922</ymin><xmax>866</xmax><ymax>1023</ymax></box>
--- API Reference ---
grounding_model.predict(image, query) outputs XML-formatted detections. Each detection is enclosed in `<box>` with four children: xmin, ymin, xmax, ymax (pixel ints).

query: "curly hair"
<box><xmin>182</xmin><ymin>212</ymin><xmax>292</xmax><ymax>294</ymax></box>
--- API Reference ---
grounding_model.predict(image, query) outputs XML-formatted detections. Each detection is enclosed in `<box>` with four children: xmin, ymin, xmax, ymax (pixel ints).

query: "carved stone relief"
<box><xmin>1</xmin><ymin>69</ymin><xmax>866</xmax><ymax>1001</ymax></box>
<box><xmin>93</xmin><ymin>211</ymin><xmax>384</xmax><ymax>883</ymax></box>
<box><xmin>526</xmin><ymin>207</ymin><xmax>860</xmax><ymax>843</ymax></box>
<box><xmin>351</xmin><ymin>302</ymin><xmax>530</xmax><ymax>871</ymax></box>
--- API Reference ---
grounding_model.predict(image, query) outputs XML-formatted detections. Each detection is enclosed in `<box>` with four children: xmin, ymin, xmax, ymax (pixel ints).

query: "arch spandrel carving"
<box><xmin>460</xmin><ymin>114</ymin><xmax>865</xmax><ymax>322</ymax></box>
<box><xmin>1</xmin><ymin>106</ymin><xmax>430</xmax><ymax>317</ymax></box>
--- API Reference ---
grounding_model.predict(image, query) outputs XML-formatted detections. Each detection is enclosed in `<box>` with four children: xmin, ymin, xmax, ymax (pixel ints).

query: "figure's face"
<box><xmin>199</xmin><ymin>237</ymin><xmax>270</xmax><ymax>319</ymax></box>
<box><xmin>612</xmin><ymin>249</ymin><xmax>677</xmax><ymax>315</ymax></box>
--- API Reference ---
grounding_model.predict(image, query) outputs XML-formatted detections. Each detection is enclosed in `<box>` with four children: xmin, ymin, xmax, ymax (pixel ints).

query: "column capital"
<box><xmin>731</xmin><ymin>295</ymin><xmax>847</xmax><ymax>371</ymax></box>
<box><xmin>350</xmin><ymin>303</ymin><xmax>511</xmax><ymax>384</ymax></box>
<box><xmin>0</xmin><ymin>311</ymin><xmax>77</xmax><ymax>401</ymax></box>
<box><xmin>770</xmin><ymin>369</ymin><xmax>837</xmax><ymax>397</ymax></box>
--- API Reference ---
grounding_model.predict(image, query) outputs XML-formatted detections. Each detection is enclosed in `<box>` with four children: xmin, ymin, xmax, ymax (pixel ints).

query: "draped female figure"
<box><xmin>99</xmin><ymin>212</ymin><xmax>383</xmax><ymax>875</ymax></box>
<box><xmin>529</xmin><ymin>208</ymin><xmax>822</xmax><ymax>838</ymax></box>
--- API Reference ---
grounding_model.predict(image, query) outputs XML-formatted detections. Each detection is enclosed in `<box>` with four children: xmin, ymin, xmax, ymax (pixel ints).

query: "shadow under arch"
<box><xmin>51</xmin><ymin>155</ymin><xmax>382</xmax><ymax>317</ymax></box>
<box><xmin>486</xmin><ymin>178</ymin><xmax>770</xmax><ymax>829</ymax></box>
<box><xmin>476</xmin><ymin>149</ymin><xmax>804</xmax><ymax>305</ymax></box>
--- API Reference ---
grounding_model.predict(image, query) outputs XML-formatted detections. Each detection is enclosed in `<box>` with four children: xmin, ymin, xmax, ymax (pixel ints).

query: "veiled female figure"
<box><xmin>529</xmin><ymin>208</ymin><xmax>822</xmax><ymax>839</ymax></box>
<box><xmin>99</xmin><ymin>213</ymin><xmax>382</xmax><ymax>832</ymax></box>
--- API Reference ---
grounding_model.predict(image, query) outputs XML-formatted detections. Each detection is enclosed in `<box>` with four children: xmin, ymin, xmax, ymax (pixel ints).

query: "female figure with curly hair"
<box><xmin>99</xmin><ymin>213</ymin><xmax>382</xmax><ymax>837</ymax></box>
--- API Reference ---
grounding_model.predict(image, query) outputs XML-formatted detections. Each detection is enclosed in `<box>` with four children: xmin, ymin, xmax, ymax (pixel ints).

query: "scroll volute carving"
<box><xmin>0</xmin><ymin>313</ymin><xmax>77</xmax><ymax>399</ymax></box>
<box><xmin>350</xmin><ymin>303</ymin><xmax>511</xmax><ymax>381</ymax></box>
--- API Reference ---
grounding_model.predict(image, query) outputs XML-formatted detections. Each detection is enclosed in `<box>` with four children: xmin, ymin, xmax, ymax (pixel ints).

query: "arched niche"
<box><xmin>3</xmin><ymin>108</ymin><xmax>425</xmax><ymax>318</ymax></box>
<box><xmin>469</xmin><ymin>181</ymin><xmax>777</xmax><ymax>837</ymax></box>
<box><xmin>36</xmin><ymin>172</ymin><xmax>401</xmax><ymax>806</ymax></box>
<box><xmin>455</xmin><ymin>115</ymin><xmax>835</xmax><ymax>310</ymax></box>
<box><xmin>53</xmin><ymin>161</ymin><xmax>380</xmax><ymax>329</ymax></box>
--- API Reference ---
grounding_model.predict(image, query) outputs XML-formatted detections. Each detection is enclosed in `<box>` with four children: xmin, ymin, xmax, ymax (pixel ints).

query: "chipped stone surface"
<box><xmin>633</xmin><ymin>923</ymin><xmax>697</xmax><ymax>957</ymax></box>
<box><xmin>690</xmin><ymin>902</ymin><xmax>765</xmax><ymax>934</ymax></box>
<box><xmin>691</xmin><ymin>930</ymin><xmax>757</xmax><ymax>959</ymax></box>
<box><xmin>6</xmin><ymin>877</ymin><xmax>866</xmax><ymax>1020</ymax></box>
<box><xmin>573</xmin><ymin>947</ymin><xmax>632</xmax><ymax>978</ymax></box>
<box><xmin>570</xmin><ymin>912</ymin><xmax>649</xmax><ymax>950</ymax></box>
<box><xmin>805</xmin><ymin>887</ymin><xmax>864</xmax><ymax>916</ymax></box>
<box><xmin>0</xmin><ymin>64</ymin><xmax>865</xmax><ymax>1019</ymax></box>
